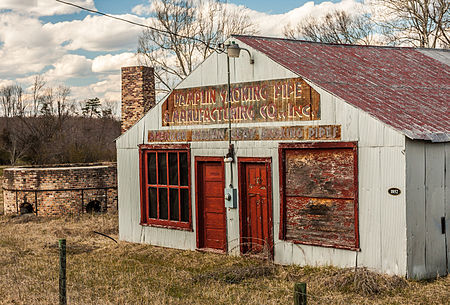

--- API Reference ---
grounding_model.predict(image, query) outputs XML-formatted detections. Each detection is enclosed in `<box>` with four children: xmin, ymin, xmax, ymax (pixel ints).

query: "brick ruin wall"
<box><xmin>2</xmin><ymin>163</ymin><xmax>117</xmax><ymax>216</ymax></box>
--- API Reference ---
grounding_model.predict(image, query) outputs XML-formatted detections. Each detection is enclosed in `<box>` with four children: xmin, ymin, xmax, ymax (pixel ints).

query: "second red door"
<box><xmin>239</xmin><ymin>159</ymin><xmax>272</xmax><ymax>255</ymax></box>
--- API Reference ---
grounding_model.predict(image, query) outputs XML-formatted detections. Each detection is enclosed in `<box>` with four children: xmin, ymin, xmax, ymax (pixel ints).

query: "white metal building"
<box><xmin>117</xmin><ymin>36</ymin><xmax>449</xmax><ymax>279</ymax></box>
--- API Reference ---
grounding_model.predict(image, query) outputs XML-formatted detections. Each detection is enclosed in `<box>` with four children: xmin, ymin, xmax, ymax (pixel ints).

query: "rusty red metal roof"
<box><xmin>234</xmin><ymin>35</ymin><xmax>450</xmax><ymax>142</ymax></box>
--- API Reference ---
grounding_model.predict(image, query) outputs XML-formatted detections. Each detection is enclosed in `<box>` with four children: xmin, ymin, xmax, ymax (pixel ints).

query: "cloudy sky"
<box><xmin>0</xmin><ymin>0</ymin><xmax>365</xmax><ymax>105</ymax></box>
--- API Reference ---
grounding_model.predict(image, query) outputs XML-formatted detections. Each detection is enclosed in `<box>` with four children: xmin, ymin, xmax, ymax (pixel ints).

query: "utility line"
<box><xmin>55</xmin><ymin>0</ymin><xmax>217</xmax><ymax>50</ymax></box>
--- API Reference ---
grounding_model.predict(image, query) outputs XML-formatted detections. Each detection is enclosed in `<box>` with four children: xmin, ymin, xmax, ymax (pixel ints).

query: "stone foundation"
<box><xmin>2</xmin><ymin>163</ymin><xmax>117</xmax><ymax>216</ymax></box>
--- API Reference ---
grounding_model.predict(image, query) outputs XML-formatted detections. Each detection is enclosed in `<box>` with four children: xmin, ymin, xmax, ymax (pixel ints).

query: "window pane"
<box><xmin>168</xmin><ymin>152</ymin><xmax>178</xmax><ymax>186</ymax></box>
<box><xmin>179</xmin><ymin>152</ymin><xmax>188</xmax><ymax>186</ymax></box>
<box><xmin>158</xmin><ymin>152</ymin><xmax>167</xmax><ymax>185</ymax></box>
<box><xmin>148</xmin><ymin>187</ymin><xmax>157</xmax><ymax>219</ymax></box>
<box><xmin>180</xmin><ymin>188</ymin><xmax>189</xmax><ymax>222</ymax></box>
<box><xmin>159</xmin><ymin>188</ymin><xmax>168</xmax><ymax>220</ymax></box>
<box><xmin>169</xmin><ymin>188</ymin><xmax>179</xmax><ymax>221</ymax></box>
<box><xmin>147</xmin><ymin>152</ymin><xmax>156</xmax><ymax>185</ymax></box>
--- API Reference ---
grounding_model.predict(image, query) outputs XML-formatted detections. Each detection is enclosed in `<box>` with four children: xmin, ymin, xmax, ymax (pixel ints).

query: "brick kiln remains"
<box><xmin>2</xmin><ymin>163</ymin><xmax>117</xmax><ymax>216</ymax></box>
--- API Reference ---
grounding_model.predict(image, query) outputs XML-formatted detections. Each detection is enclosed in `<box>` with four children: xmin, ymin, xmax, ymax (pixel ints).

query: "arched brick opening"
<box><xmin>86</xmin><ymin>200</ymin><xmax>104</xmax><ymax>213</ymax></box>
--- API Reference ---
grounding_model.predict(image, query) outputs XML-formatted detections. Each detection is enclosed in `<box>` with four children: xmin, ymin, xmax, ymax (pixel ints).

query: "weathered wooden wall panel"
<box><xmin>285</xmin><ymin>197</ymin><xmax>356</xmax><ymax>248</ymax></box>
<box><xmin>285</xmin><ymin>148</ymin><xmax>354</xmax><ymax>198</ymax></box>
<box><xmin>405</xmin><ymin>139</ymin><xmax>426</xmax><ymax>279</ymax></box>
<box><xmin>282</xmin><ymin>145</ymin><xmax>358</xmax><ymax>250</ymax></box>
<box><xmin>446</xmin><ymin>143</ymin><xmax>450</xmax><ymax>274</ymax></box>
<box><xmin>405</xmin><ymin>141</ymin><xmax>448</xmax><ymax>279</ymax></box>
<box><xmin>424</xmin><ymin>143</ymin><xmax>447</xmax><ymax>277</ymax></box>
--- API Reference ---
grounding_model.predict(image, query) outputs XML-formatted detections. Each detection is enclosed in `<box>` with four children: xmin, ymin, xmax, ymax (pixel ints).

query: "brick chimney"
<box><xmin>121</xmin><ymin>66</ymin><xmax>155</xmax><ymax>133</ymax></box>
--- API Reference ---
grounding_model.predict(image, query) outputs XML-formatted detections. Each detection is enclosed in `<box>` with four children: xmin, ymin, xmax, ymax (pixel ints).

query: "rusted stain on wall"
<box><xmin>148</xmin><ymin>125</ymin><xmax>340</xmax><ymax>142</ymax></box>
<box><xmin>285</xmin><ymin>149</ymin><xmax>354</xmax><ymax>198</ymax></box>
<box><xmin>285</xmin><ymin>197</ymin><xmax>356</xmax><ymax>248</ymax></box>
<box><xmin>161</xmin><ymin>78</ymin><xmax>320</xmax><ymax>126</ymax></box>
<box><xmin>282</xmin><ymin>145</ymin><xmax>358</xmax><ymax>250</ymax></box>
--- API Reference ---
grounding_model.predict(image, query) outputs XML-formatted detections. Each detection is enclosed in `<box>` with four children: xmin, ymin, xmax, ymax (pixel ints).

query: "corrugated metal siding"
<box><xmin>235</xmin><ymin>36</ymin><xmax>450</xmax><ymax>142</ymax></box>
<box><xmin>406</xmin><ymin>139</ymin><xmax>449</xmax><ymax>279</ymax></box>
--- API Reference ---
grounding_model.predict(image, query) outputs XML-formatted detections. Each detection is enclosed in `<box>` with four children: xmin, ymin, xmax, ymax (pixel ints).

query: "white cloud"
<box><xmin>132</xmin><ymin>3</ymin><xmax>154</xmax><ymax>16</ymax></box>
<box><xmin>92</xmin><ymin>53</ymin><xmax>139</xmax><ymax>73</ymax></box>
<box><xmin>0</xmin><ymin>0</ymin><xmax>374</xmax><ymax>104</ymax></box>
<box><xmin>70</xmin><ymin>74</ymin><xmax>121</xmax><ymax>102</ymax></box>
<box><xmin>132</xmin><ymin>0</ymin><xmax>367</xmax><ymax>38</ymax></box>
<box><xmin>0</xmin><ymin>79</ymin><xmax>16</xmax><ymax>88</ymax></box>
<box><xmin>0</xmin><ymin>0</ymin><xmax>96</xmax><ymax>17</ymax></box>
<box><xmin>45</xmin><ymin>14</ymin><xmax>151</xmax><ymax>52</ymax></box>
<box><xmin>0</xmin><ymin>13</ymin><xmax>64</xmax><ymax>76</ymax></box>
<box><xmin>246</xmin><ymin>0</ymin><xmax>367</xmax><ymax>37</ymax></box>
<box><xmin>44</xmin><ymin>54</ymin><xmax>93</xmax><ymax>81</ymax></box>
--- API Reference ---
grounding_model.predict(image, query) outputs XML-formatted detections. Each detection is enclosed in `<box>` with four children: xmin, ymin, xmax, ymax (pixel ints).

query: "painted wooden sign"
<box><xmin>161</xmin><ymin>77</ymin><xmax>320</xmax><ymax>126</ymax></box>
<box><xmin>148</xmin><ymin>125</ymin><xmax>340</xmax><ymax>142</ymax></box>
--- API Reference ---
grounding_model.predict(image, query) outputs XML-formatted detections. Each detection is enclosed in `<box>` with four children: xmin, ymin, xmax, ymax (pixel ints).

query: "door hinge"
<box><xmin>442</xmin><ymin>217</ymin><xmax>446</xmax><ymax>235</ymax></box>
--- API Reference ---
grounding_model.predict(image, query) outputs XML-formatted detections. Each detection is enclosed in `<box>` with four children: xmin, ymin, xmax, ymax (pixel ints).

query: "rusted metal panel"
<box><xmin>161</xmin><ymin>78</ymin><xmax>320</xmax><ymax>126</ymax></box>
<box><xmin>285</xmin><ymin>197</ymin><xmax>357</xmax><ymax>249</ymax></box>
<box><xmin>284</xmin><ymin>148</ymin><xmax>355</xmax><ymax>198</ymax></box>
<box><xmin>148</xmin><ymin>125</ymin><xmax>341</xmax><ymax>142</ymax></box>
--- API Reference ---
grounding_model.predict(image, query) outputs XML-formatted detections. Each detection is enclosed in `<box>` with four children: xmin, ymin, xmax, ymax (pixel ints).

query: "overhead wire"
<box><xmin>55</xmin><ymin>0</ymin><xmax>228</xmax><ymax>105</ymax></box>
<box><xmin>55</xmin><ymin>0</ymin><xmax>220</xmax><ymax>51</ymax></box>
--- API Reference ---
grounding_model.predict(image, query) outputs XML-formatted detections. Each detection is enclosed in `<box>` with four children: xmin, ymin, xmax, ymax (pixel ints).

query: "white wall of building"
<box><xmin>117</xmin><ymin>39</ymin><xmax>411</xmax><ymax>276</ymax></box>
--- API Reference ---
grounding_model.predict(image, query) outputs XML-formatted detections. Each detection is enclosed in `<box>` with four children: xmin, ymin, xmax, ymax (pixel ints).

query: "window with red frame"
<box><xmin>140</xmin><ymin>146</ymin><xmax>191</xmax><ymax>229</ymax></box>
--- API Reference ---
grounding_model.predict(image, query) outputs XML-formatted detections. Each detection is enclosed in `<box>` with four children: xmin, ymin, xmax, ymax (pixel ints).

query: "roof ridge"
<box><xmin>232</xmin><ymin>34</ymin><xmax>450</xmax><ymax>52</ymax></box>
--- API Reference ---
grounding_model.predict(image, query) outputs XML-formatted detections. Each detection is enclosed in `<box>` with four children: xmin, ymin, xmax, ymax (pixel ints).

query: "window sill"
<box><xmin>285</xmin><ymin>239</ymin><xmax>360</xmax><ymax>252</ymax></box>
<box><xmin>140</xmin><ymin>221</ymin><xmax>193</xmax><ymax>232</ymax></box>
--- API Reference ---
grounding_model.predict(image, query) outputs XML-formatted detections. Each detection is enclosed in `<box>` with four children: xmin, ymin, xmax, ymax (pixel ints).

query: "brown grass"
<box><xmin>0</xmin><ymin>165</ymin><xmax>6</xmax><ymax>215</ymax></box>
<box><xmin>0</xmin><ymin>213</ymin><xmax>448</xmax><ymax>304</ymax></box>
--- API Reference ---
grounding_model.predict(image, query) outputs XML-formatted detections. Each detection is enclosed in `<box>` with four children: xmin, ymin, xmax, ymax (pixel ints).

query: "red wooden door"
<box><xmin>196</xmin><ymin>159</ymin><xmax>226</xmax><ymax>251</ymax></box>
<box><xmin>239</xmin><ymin>160</ymin><xmax>272</xmax><ymax>255</ymax></box>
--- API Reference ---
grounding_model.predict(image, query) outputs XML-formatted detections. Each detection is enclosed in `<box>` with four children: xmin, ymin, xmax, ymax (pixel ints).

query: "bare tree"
<box><xmin>0</xmin><ymin>118</ymin><xmax>31</xmax><ymax>165</ymax></box>
<box><xmin>31</xmin><ymin>75</ymin><xmax>46</xmax><ymax>116</ymax></box>
<box><xmin>375</xmin><ymin>0</ymin><xmax>449</xmax><ymax>48</ymax></box>
<box><xmin>102</xmin><ymin>99</ymin><xmax>120</xmax><ymax>119</ymax></box>
<box><xmin>0</xmin><ymin>84</ymin><xmax>25</xmax><ymax>117</ymax></box>
<box><xmin>55</xmin><ymin>85</ymin><xmax>74</xmax><ymax>120</ymax></box>
<box><xmin>137</xmin><ymin>0</ymin><xmax>257</xmax><ymax>94</ymax></box>
<box><xmin>284</xmin><ymin>10</ymin><xmax>376</xmax><ymax>45</ymax></box>
<box><xmin>39</xmin><ymin>87</ymin><xmax>54</xmax><ymax>116</ymax></box>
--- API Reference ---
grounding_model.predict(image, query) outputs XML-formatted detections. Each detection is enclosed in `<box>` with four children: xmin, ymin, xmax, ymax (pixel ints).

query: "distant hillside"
<box><xmin>0</xmin><ymin>116</ymin><xmax>120</xmax><ymax>165</ymax></box>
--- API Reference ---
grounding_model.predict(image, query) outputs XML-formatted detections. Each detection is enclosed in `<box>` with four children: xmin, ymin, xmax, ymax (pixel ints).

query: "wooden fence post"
<box><xmin>294</xmin><ymin>282</ymin><xmax>307</xmax><ymax>305</ymax></box>
<box><xmin>59</xmin><ymin>239</ymin><xmax>67</xmax><ymax>305</ymax></box>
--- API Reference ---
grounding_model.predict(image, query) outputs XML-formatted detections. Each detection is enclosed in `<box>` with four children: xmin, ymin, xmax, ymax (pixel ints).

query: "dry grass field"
<box><xmin>0</xmin><ymin>165</ymin><xmax>6</xmax><ymax>215</ymax></box>
<box><xmin>0</xmin><ymin>213</ymin><xmax>448</xmax><ymax>305</ymax></box>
